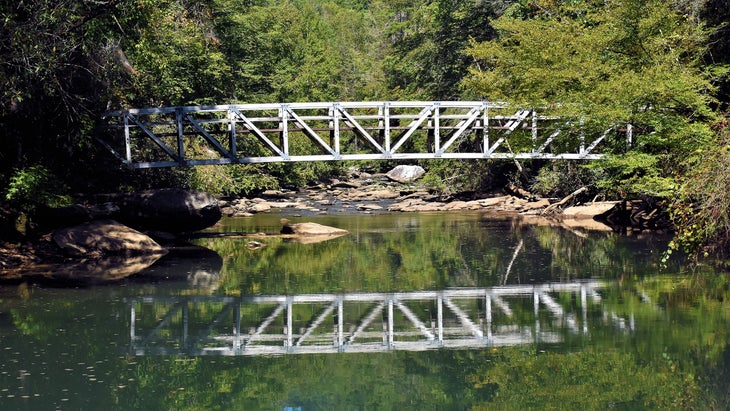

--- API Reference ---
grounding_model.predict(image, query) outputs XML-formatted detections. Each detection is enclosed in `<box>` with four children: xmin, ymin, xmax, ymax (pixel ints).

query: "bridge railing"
<box><xmin>99</xmin><ymin>101</ymin><xmax>632</xmax><ymax>169</ymax></box>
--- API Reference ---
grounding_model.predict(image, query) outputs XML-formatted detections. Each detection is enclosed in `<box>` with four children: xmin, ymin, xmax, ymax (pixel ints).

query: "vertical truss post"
<box><xmin>437</xmin><ymin>293</ymin><xmax>444</xmax><ymax>345</ymax></box>
<box><xmin>483</xmin><ymin>102</ymin><xmax>489</xmax><ymax>155</ymax></box>
<box><xmin>228</xmin><ymin>108</ymin><xmax>237</xmax><ymax>158</ymax></box>
<box><xmin>579</xmin><ymin>117</ymin><xmax>586</xmax><ymax>156</ymax></box>
<box><xmin>377</xmin><ymin>105</ymin><xmax>384</xmax><ymax>145</ymax></box>
<box><xmin>130</xmin><ymin>302</ymin><xmax>136</xmax><ymax>342</ymax></box>
<box><xmin>581</xmin><ymin>285</ymin><xmax>588</xmax><ymax>334</ymax></box>
<box><xmin>286</xmin><ymin>297</ymin><xmax>293</xmax><ymax>349</ymax></box>
<box><xmin>531</xmin><ymin>109</ymin><xmax>538</xmax><ymax>153</ymax></box>
<box><xmin>280</xmin><ymin>105</ymin><xmax>289</xmax><ymax>157</ymax></box>
<box><xmin>533</xmin><ymin>290</ymin><xmax>540</xmax><ymax>343</ymax></box>
<box><xmin>234</xmin><ymin>303</ymin><xmax>242</xmax><ymax>352</ymax></box>
<box><xmin>433</xmin><ymin>102</ymin><xmax>440</xmax><ymax>153</ymax></box>
<box><xmin>387</xmin><ymin>297</ymin><xmax>394</xmax><ymax>347</ymax></box>
<box><xmin>485</xmin><ymin>291</ymin><xmax>493</xmax><ymax>341</ymax></box>
<box><xmin>329</xmin><ymin>106</ymin><xmax>338</xmax><ymax>154</ymax></box>
<box><xmin>123</xmin><ymin>113</ymin><xmax>132</xmax><ymax>163</ymax></box>
<box><xmin>337</xmin><ymin>297</ymin><xmax>344</xmax><ymax>349</ymax></box>
<box><xmin>383</xmin><ymin>102</ymin><xmax>391</xmax><ymax>153</ymax></box>
<box><xmin>176</xmin><ymin>108</ymin><xmax>185</xmax><ymax>165</ymax></box>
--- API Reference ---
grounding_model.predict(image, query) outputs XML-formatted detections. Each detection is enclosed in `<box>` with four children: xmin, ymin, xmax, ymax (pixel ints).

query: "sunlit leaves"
<box><xmin>464</xmin><ymin>0</ymin><xmax>718</xmax><ymax>200</ymax></box>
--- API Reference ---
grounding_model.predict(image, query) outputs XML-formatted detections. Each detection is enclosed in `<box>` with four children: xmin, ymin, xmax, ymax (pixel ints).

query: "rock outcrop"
<box><xmin>40</xmin><ymin>189</ymin><xmax>222</xmax><ymax>233</ymax></box>
<box><xmin>114</xmin><ymin>189</ymin><xmax>221</xmax><ymax>232</ymax></box>
<box><xmin>386</xmin><ymin>165</ymin><xmax>425</xmax><ymax>183</ymax></box>
<box><xmin>53</xmin><ymin>219</ymin><xmax>167</xmax><ymax>257</ymax></box>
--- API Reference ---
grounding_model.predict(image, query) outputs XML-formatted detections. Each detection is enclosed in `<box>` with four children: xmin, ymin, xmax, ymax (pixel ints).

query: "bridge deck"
<box><xmin>99</xmin><ymin>101</ymin><xmax>632</xmax><ymax>168</ymax></box>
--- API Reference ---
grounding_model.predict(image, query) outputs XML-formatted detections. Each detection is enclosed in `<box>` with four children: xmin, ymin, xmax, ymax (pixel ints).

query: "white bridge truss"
<box><xmin>128</xmin><ymin>281</ymin><xmax>635</xmax><ymax>356</ymax></box>
<box><xmin>100</xmin><ymin>101</ymin><xmax>632</xmax><ymax>169</ymax></box>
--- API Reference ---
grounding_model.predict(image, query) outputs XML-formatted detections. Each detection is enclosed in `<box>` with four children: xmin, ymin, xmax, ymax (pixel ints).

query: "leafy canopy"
<box><xmin>464</xmin><ymin>0</ymin><xmax>718</xmax><ymax>197</ymax></box>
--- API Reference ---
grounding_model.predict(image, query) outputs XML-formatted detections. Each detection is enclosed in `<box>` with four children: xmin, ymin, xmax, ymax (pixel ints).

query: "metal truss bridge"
<box><xmin>127</xmin><ymin>280</ymin><xmax>638</xmax><ymax>356</ymax></box>
<box><xmin>100</xmin><ymin>101</ymin><xmax>633</xmax><ymax>169</ymax></box>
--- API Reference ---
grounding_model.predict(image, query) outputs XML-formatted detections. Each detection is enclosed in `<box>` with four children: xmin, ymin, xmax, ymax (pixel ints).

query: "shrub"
<box><xmin>3</xmin><ymin>165</ymin><xmax>71</xmax><ymax>214</ymax></box>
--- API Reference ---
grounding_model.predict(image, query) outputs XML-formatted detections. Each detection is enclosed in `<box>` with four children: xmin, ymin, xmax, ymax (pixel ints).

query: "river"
<box><xmin>0</xmin><ymin>212</ymin><xmax>728</xmax><ymax>409</ymax></box>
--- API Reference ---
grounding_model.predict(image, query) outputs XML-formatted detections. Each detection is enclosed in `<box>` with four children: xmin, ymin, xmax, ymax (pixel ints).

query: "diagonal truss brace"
<box><xmin>285</xmin><ymin>106</ymin><xmax>340</xmax><ymax>159</ymax></box>
<box><xmin>126</xmin><ymin>114</ymin><xmax>181</xmax><ymax>163</ymax></box>
<box><xmin>582</xmin><ymin>127</ymin><xmax>613</xmax><ymax>157</ymax></box>
<box><xmin>184</xmin><ymin>114</ymin><xmax>235</xmax><ymax>160</ymax></box>
<box><xmin>485</xmin><ymin>109</ymin><xmax>532</xmax><ymax>156</ymax></box>
<box><xmin>390</xmin><ymin>105</ymin><xmax>435</xmax><ymax>154</ymax></box>
<box><xmin>230</xmin><ymin>107</ymin><xmax>289</xmax><ymax>160</ymax></box>
<box><xmin>295</xmin><ymin>300</ymin><xmax>339</xmax><ymax>346</ymax></box>
<box><xmin>437</xmin><ymin>105</ymin><xmax>484</xmax><ymax>156</ymax></box>
<box><xmin>336</xmin><ymin>104</ymin><xmax>387</xmax><ymax>155</ymax></box>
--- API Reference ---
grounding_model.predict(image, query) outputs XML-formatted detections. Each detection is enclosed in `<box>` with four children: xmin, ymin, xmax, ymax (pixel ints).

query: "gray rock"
<box><xmin>386</xmin><ymin>165</ymin><xmax>426</xmax><ymax>183</ymax></box>
<box><xmin>562</xmin><ymin>202</ymin><xmax>619</xmax><ymax>219</ymax></box>
<box><xmin>53</xmin><ymin>220</ymin><xmax>167</xmax><ymax>257</ymax></box>
<box><xmin>115</xmin><ymin>189</ymin><xmax>221</xmax><ymax>233</ymax></box>
<box><xmin>250</xmin><ymin>202</ymin><xmax>272</xmax><ymax>213</ymax></box>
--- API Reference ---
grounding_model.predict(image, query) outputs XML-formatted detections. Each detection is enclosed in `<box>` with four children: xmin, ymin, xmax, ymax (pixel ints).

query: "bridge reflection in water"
<box><xmin>128</xmin><ymin>281</ymin><xmax>638</xmax><ymax>356</ymax></box>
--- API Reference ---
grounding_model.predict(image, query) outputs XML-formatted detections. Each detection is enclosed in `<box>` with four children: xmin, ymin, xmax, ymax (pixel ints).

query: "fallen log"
<box><xmin>541</xmin><ymin>186</ymin><xmax>588</xmax><ymax>215</ymax></box>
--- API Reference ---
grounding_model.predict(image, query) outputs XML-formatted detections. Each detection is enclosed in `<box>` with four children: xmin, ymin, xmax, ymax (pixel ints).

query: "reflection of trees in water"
<box><xmin>131</xmin><ymin>245</ymin><xmax>224</xmax><ymax>289</ymax></box>
<box><xmin>4</xmin><ymin>271</ymin><xmax>729</xmax><ymax>409</ymax></box>
<box><xmin>193</xmin><ymin>214</ymin><xmax>676</xmax><ymax>295</ymax></box>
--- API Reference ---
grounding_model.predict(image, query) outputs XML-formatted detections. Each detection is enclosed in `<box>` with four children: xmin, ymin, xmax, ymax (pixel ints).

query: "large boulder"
<box><xmin>115</xmin><ymin>189</ymin><xmax>221</xmax><ymax>232</ymax></box>
<box><xmin>386</xmin><ymin>165</ymin><xmax>426</xmax><ymax>183</ymax></box>
<box><xmin>38</xmin><ymin>189</ymin><xmax>221</xmax><ymax>233</ymax></box>
<box><xmin>53</xmin><ymin>219</ymin><xmax>167</xmax><ymax>257</ymax></box>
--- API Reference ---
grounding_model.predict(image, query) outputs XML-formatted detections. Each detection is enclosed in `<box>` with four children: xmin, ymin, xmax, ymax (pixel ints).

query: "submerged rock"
<box><xmin>280</xmin><ymin>222</ymin><xmax>348</xmax><ymax>236</ymax></box>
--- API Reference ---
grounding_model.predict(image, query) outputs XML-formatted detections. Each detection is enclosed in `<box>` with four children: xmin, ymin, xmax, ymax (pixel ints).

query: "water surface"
<box><xmin>1</xmin><ymin>212</ymin><xmax>728</xmax><ymax>409</ymax></box>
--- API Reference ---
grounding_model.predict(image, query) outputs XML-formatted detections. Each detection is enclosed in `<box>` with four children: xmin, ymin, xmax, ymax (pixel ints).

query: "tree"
<box><xmin>464</xmin><ymin>0</ymin><xmax>718</xmax><ymax>197</ymax></box>
<box><xmin>378</xmin><ymin>0</ymin><xmax>511</xmax><ymax>100</ymax></box>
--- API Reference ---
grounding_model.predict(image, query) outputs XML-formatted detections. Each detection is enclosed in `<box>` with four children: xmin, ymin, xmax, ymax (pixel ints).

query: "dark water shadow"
<box><xmin>127</xmin><ymin>244</ymin><xmax>223</xmax><ymax>286</ymax></box>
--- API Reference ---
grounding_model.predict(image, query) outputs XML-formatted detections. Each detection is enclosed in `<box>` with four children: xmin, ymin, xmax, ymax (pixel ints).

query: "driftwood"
<box><xmin>541</xmin><ymin>186</ymin><xmax>589</xmax><ymax>215</ymax></box>
<box><xmin>505</xmin><ymin>184</ymin><xmax>538</xmax><ymax>201</ymax></box>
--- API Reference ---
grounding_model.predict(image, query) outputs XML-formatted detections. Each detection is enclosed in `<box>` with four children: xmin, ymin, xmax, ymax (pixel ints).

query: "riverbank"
<box><xmin>217</xmin><ymin>169</ymin><xmax>669</xmax><ymax>233</ymax></box>
<box><xmin>0</xmin><ymin>169</ymin><xmax>670</xmax><ymax>278</ymax></box>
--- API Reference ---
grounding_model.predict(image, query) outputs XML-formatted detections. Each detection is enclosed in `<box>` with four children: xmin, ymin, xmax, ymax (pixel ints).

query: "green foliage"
<box><xmin>668</xmin><ymin>118</ymin><xmax>730</xmax><ymax>258</ymax></box>
<box><xmin>530</xmin><ymin>161</ymin><xmax>597</xmax><ymax>198</ymax></box>
<box><xmin>586</xmin><ymin>153</ymin><xmax>674</xmax><ymax>198</ymax></box>
<box><xmin>464</xmin><ymin>0</ymin><xmax>719</xmax><ymax>198</ymax></box>
<box><xmin>470</xmin><ymin>348</ymin><xmax>702</xmax><ymax>409</ymax></box>
<box><xmin>215</xmin><ymin>0</ymin><xmax>384</xmax><ymax>102</ymax></box>
<box><xmin>420</xmin><ymin>159</ymin><xmax>504</xmax><ymax>195</ymax></box>
<box><xmin>378</xmin><ymin>0</ymin><xmax>508</xmax><ymax>100</ymax></box>
<box><xmin>3</xmin><ymin>165</ymin><xmax>71</xmax><ymax>214</ymax></box>
<box><xmin>190</xmin><ymin>165</ymin><xmax>280</xmax><ymax>197</ymax></box>
<box><xmin>125</xmin><ymin>0</ymin><xmax>230</xmax><ymax>106</ymax></box>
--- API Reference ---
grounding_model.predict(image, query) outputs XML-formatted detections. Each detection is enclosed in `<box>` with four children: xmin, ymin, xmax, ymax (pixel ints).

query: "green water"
<box><xmin>1</xmin><ymin>212</ymin><xmax>729</xmax><ymax>409</ymax></box>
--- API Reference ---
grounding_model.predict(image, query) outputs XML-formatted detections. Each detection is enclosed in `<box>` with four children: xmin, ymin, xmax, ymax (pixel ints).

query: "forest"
<box><xmin>1</xmin><ymin>0</ymin><xmax>730</xmax><ymax>257</ymax></box>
